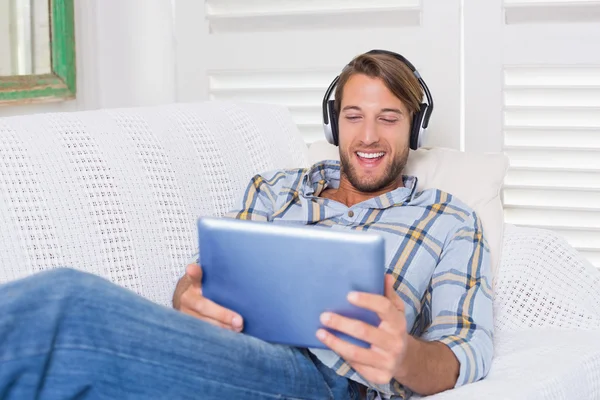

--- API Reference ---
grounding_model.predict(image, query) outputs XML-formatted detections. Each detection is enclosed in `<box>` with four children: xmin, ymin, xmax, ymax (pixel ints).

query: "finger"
<box><xmin>185</xmin><ymin>263</ymin><xmax>203</xmax><ymax>285</ymax></box>
<box><xmin>347</xmin><ymin>291</ymin><xmax>402</xmax><ymax>323</ymax></box>
<box><xmin>187</xmin><ymin>292</ymin><xmax>244</xmax><ymax>331</ymax></box>
<box><xmin>316</xmin><ymin>328</ymin><xmax>383</xmax><ymax>368</ymax></box>
<box><xmin>384</xmin><ymin>274</ymin><xmax>395</xmax><ymax>298</ymax></box>
<box><xmin>179</xmin><ymin>307</ymin><xmax>235</xmax><ymax>331</ymax></box>
<box><xmin>384</xmin><ymin>274</ymin><xmax>405</xmax><ymax>313</ymax></box>
<box><xmin>320</xmin><ymin>312</ymin><xmax>392</xmax><ymax>349</ymax></box>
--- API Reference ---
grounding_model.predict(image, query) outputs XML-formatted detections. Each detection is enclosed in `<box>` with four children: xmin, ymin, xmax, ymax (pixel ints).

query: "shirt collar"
<box><xmin>300</xmin><ymin>160</ymin><xmax>418</xmax><ymax>208</ymax></box>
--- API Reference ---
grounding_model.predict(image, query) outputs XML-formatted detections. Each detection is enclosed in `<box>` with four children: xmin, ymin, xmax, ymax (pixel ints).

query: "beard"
<box><xmin>339</xmin><ymin>147</ymin><xmax>408</xmax><ymax>193</ymax></box>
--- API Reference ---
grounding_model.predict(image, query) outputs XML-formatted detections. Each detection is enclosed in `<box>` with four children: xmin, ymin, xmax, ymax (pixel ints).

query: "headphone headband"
<box><xmin>322</xmin><ymin>49</ymin><xmax>434</xmax><ymax>149</ymax></box>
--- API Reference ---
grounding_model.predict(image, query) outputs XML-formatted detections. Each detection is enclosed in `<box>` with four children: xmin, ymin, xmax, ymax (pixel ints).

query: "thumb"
<box><xmin>384</xmin><ymin>274</ymin><xmax>405</xmax><ymax>312</ymax></box>
<box><xmin>186</xmin><ymin>263</ymin><xmax>203</xmax><ymax>286</ymax></box>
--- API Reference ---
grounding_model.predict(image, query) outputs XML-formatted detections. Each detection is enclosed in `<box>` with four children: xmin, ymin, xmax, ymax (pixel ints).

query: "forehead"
<box><xmin>341</xmin><ymin>74</ymin><xmax>408</xmax><ymax>111</ymax></box>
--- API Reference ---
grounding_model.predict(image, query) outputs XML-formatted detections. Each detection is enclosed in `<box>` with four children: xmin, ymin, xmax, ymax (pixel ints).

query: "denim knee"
<box><xmin>41</xmin><ymin>266</ymin><xmax>96</xmax><ymax>282</ymax></box>
<box><xmin>33</xmin><ymin>267</ymin><xmax>108</xmax><ymax>298</ymax></box>
<box><xmin>0</xmin><ymin>267</ymin><xmax>112</xmax><ymax>325</ymax></box>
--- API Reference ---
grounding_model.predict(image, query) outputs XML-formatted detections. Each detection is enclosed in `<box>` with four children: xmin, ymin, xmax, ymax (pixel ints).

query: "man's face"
<box><xmin>338</xmin><ymin>74</ymin><xmax>412</xmax><ymax>193</ymax></box>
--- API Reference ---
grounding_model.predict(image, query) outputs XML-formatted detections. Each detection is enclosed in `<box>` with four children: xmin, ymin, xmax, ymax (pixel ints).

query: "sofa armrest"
<box><xmin>415</xmin><ymin>329</ymin><xmax>600</xmax><ymax>400</ymax></box>
<box><xmin>493</xmin><ymin>224</ymin><xmax>600</xmax><ymax>333</ymax></box>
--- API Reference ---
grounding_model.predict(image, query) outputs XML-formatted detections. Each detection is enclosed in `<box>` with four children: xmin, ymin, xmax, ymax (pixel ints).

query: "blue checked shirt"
<box><xmin>222</xmin><ymin>160</ymin><xmax>494</xmax><ymax>399</ymax></box>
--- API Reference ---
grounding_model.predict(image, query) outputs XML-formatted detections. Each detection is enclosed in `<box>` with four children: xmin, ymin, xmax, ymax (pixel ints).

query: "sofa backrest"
<box><xmin>0</xmin><ymin>101</ymin><xmax>310</xmax><ymax>306</ymax></box>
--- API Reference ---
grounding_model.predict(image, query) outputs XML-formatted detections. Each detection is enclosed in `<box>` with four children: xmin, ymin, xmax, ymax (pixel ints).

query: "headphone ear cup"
<box><xmin>410</xmin><ymin>105</ymin><xmax>427</xmax><ymax>150</ymax></box>
<box><xmin>327</xmin><ymin>100</ymin><xmax>340</xmax><ymax>146</ymax></box>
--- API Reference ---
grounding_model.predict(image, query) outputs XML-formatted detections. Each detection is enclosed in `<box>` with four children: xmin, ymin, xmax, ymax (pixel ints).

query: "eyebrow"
<box><xmin>381</xmin><ymin>108</ymin><xmax>403</xmax><ymax>115</ymax></box>
<box><xmin>341</xmin><ymin>106</ymin><xmax>403</xmax><ymax>115</ymax></box>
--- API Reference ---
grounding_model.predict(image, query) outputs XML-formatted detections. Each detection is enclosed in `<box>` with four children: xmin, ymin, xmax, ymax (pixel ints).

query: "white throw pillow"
<box><xmin>307</xmin><ymin>140</ymin><xmax>509</xmax><ymax>279</ymax></box>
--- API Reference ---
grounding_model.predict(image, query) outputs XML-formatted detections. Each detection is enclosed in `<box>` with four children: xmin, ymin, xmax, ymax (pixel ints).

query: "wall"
<box><xmin>0</xmin><ymin>0</ymin><xmax>177</xmax><ymax>118</ymax></box>
<box><xmin>172</xmin><ymin>0</ymin><xmax>208</xmax><ymax>103</ymax></box>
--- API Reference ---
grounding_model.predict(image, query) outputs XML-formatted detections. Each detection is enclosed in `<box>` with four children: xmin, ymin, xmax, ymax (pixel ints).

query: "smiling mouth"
<box><xmin>356</xmin><ymin>151</ymin><xmax>386</xmax><ymax>161</ymax></box>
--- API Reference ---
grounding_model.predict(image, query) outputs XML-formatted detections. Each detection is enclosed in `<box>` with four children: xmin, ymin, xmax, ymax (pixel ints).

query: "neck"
<box><xmin>326</xmin><ymin>173</ymin><xmax>404</xmax><ymax>208</ymax></box>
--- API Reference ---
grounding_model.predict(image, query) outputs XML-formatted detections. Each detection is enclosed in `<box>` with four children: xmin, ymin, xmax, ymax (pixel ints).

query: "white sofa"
<box><xmin>1</xmin><ymin>101</ymin><xmax>599</xmax><ymax>399</ymax></box>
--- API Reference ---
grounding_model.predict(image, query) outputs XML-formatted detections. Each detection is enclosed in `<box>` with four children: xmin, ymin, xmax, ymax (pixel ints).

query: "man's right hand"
<box><xmin>172</xmin><ymin>263</ymin><xmax>244</xmax><ymax>332</ymax></box>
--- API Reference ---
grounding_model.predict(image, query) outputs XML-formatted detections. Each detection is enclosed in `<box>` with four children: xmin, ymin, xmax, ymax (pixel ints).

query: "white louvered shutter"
<box><xmin>465</xmin><ymin>0</ymin><xmax>600</xmax><ymax>268</ymax></box>
<box><xmin>177</xmin><ymin>0</ymin><xmax>462</xmax><ymax>148</ymax></box>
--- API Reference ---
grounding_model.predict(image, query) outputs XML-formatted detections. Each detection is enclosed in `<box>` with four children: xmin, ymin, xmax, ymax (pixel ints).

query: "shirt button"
<box><xmin>348</xmin><ymin>210</ymin><xmax>354</xmax><ymax>218</ymax></box>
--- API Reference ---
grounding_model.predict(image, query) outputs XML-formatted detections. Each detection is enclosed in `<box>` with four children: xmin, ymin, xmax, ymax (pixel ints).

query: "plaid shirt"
<box><xmin>223</xmin><ymin>160</ymin><xmax>494</xmax><ymax>399</ymax></box>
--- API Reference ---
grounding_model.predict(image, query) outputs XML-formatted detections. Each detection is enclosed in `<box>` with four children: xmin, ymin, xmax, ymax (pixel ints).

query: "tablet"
<box><xmin>197</xmin><ymin>216</ymin><xmax>385</xmax><ymax>349</ymax></box>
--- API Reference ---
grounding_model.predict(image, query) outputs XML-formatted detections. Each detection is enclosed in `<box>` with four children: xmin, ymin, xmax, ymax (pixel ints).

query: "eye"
<box><xmin>345</xmin><ymin>115</ymin><xmax>362</xmax><ymax>121</ymax></box>
<box><xmin>380</xmin><ymin>118</ymin><xmax>398</xmax><ymax>124</ymax></box>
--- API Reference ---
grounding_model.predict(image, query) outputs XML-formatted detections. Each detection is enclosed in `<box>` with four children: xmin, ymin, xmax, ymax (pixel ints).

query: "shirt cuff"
<box><xmin>437</xmin><ymin>335</ymin><xmax>478</xmax><ymax>387</ymax></box>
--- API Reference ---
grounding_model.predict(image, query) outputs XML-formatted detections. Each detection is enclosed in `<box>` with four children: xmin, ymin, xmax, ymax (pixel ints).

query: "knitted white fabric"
<box><xmin>1</xmin><ymin>101</ymin><xmax>600</xmax><ymax>399</ymax></box>
<box><xmin>494</xmin><ymin>224</ymin><xmax>600</xmax><ymax>333</ymax></box>
<box><xmin>0</xmin><ymin>101</ymin><xmax>310</xmax><ymax>307</ymax></box>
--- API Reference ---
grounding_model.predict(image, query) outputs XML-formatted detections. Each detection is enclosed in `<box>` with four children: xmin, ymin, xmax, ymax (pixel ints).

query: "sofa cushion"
<box><xmin>307</xmin><ymin>140</ymin><xmax>509</xmax><ymax>279</ymax></box>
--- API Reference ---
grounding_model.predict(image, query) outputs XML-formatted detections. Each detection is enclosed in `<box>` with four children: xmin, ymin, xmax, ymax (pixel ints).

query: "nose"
<box><xmin>357</xmin><ymin>118</ymin><xmax>380</xmax><ymax>146</ymax></box>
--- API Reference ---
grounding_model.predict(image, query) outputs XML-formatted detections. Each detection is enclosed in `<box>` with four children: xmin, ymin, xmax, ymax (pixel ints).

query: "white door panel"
<box><xmin>175</xmin><ymin>0</ymin><xmax>461</xmax><ymax>148</ymax></box>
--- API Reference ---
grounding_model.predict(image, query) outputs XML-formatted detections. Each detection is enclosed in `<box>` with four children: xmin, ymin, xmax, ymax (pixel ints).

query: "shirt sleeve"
<box><xmin>420</xmin><ymin>210</ymin><xmax>494</xmax><ymax>387</ymax></box>
<box><xmin>222</xmin><ymin>173</ymin><xmax>278</xmax><ymax>221</ymax></box>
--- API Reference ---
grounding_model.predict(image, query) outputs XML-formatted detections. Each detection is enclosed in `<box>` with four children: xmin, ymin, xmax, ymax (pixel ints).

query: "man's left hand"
<box><xmin>316</xmin><ymin>274</ymin><xmax>408</xmax><ymax>385</ymax></box>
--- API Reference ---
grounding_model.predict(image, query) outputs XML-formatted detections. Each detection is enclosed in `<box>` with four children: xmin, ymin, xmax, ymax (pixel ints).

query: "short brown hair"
<box><xmin>334</xmin><ymin>52</ymin><xmax>423</xmax><ymax>120</ymax></box>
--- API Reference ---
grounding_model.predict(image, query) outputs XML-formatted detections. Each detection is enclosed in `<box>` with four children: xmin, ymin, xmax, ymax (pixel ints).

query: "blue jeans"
<box><xmin>0</xmin><ymin>268</ymin><xmax>363</xmax><ymax>399</ymax></box>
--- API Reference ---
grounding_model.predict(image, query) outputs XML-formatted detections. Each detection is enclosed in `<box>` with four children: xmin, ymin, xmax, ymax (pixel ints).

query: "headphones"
<box><xmin>322</xmin><ymin>49</ymin><xmax>434</xmax><ymax>150</ymax></box>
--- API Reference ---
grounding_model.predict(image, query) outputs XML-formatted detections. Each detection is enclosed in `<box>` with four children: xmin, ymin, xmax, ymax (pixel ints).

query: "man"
<box><xmin>0</xmin><ymin>51</ymin><xmax>492</xmax><ymax>399</ymax></box>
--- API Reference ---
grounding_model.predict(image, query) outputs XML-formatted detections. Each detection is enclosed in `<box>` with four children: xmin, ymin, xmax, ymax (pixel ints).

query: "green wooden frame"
<box><xmin>0</xmin><ymin>0</ymin><xmax>76</xmax><ymax>105</ymax></box>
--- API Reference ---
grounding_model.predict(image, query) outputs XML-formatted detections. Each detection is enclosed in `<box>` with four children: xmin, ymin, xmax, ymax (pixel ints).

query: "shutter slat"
<box><xmin>206</xmin><ymin>0</ymin><xmax>420</xmax><ymax>16</ymax></box>
<box><xmin>504</xmin><ymin>148</ymin><xmax>600</xmax><ymax>169</ymax></box>
<box><xmin>504</xmin><ymin>128</ymin><xmax>600</xmax><ymax>148</ymax></box>
<box><xmin>505</xmin><ymin>67</ymin><xmax>600</xmax><ymax>86</ymax></box>
<box><xmin>505</xmin><ymin>90</ymin><xmax>600</xmax><ymax>107</ymax></box>
<box><xmin>505</xmin><ymin>208</ymin><xmax>600</xmax><ymax>229</ymax></box>
<box><xmin>505</xmin><ymin>108</ymin><xmax>600</xmax><ymax>128</ymax></box>
<box><xmin>505</xmin><ymin>168</ymin><xmax>600</xmax><ymax>189</ymax></box>
<box><xmin>205</xmin><ymin>0</ymin><xmax>422</xmax><ymax>32</ymax></box>
<box><xmin>504</xmin><ymin>187</ymin><xmax>600</xmax><ymax>209</ymax></box>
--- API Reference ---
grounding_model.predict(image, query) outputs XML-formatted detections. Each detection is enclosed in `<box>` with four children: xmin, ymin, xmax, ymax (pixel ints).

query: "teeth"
<box><xmin>357</xmin><ymin>152</ymin><xmax>385</xmax><ymax>159</ymax></box>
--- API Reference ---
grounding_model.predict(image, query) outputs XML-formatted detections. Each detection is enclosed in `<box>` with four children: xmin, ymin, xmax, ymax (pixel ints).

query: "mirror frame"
<box><xmin>0</xmin><ymin>0</ymin><xmax>75</xmax><ymax>105</ymax></box>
